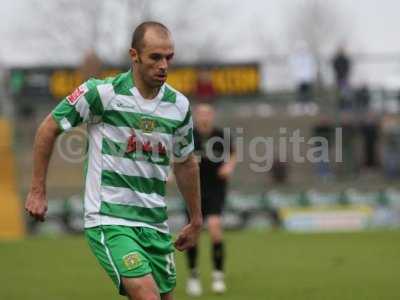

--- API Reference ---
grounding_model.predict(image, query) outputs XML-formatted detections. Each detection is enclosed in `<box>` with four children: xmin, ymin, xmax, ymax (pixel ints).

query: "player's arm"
<box><xmin>25</xmin><ymin>114</ymin><xmax>60</xmax><ymax>221</ymax></box>
<box><xmin>25</xmin><ymin>79</ymin><xmax>103</xmax><ymax>221</ymax></box>
<box><xmin>172</xmin><ymin>106</ymin><xmax>203</xmax><ymax>251</ymax></box>
<box><xmin>218</xmin><ymin>152</ymin><xmax>237</xmax><ymax>179</ymax></box>
<box><xmin>218</xmin><ymin>131</ymin><xmax>237</xmax><ymax>179</ymax></box>
<box><xmin>173</xmin><ymin>153</ymin><xmax>203</xmax><ymax>251</ymax></box>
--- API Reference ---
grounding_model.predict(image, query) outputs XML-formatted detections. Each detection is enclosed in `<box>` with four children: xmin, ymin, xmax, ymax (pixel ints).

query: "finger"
<box><xmin>177</xmin><ymin>240</ymin><xmax>193</xmax><ymax>251</ymax></box>
<box><xmin>175</xmin><ymin>240</ymin><xmax>191</xmax><ymax>251</ymax></box>
<box><xmin>176</xmin><ymin>235</ymin><xmax>195</xmax><ymax>250</ymax></box>
<box><xmin>174</xmin><ymin>244</ymin><xmax>185</xmax><ymax>251</ymax></box>
<box><xmin>30</xmin><ymin>211</ymin><xmax>45</xmax><ymax>222</ymax></box>
<box><xmin>36</xmin><ymin>210</ymin><xmax>46</xmax><ymax>222</ymax></box>
<box><xmin>174</xmin><ymin>237</ymin><xmax>184</xmax><ymax>248</ymax></box>
<box><xmin>174</xmin><ymin>242</ymin><xmax>185</xmax><ymax>251</ymax></box>
<box><xmin>34</xmin><ymin>213</ymin><xmax>45</xmax><ymax>222</ymax></box>
<box><xmin>174</xmin><ymin>236</ymin><xmax>187</xmax><ymax>251</ymax></box>
<box><xmin>25</xmin><ymin>204</ymin><xmax>32</xmax><ymax>212</ymax></box>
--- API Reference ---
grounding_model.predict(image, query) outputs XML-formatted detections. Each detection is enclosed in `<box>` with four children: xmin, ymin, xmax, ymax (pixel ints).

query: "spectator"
<box><xmin>195</xmin><ymin>68</ymin><xmax>216</xmax><ymax>102</ymax></box>
<box><xmin>360</xmin><ymin>112</ymin><xmax>379</xmax><ymax>170</ymax></box>
<box><xmin>332</xmin><ymin>46</ymin><xmax>352</xmax><ymax>91</ymax></box>
<box><xmin>270</xmin><ymin>157</ymin><xmax>289</xmax><ymax>184</ymax></box>
<box><xmin>80</xmin><ymin>49</ymin><xmax>102</xmax><ymax>80</ymax></box>
<box><xmin>397</xmin><ymin>89</ymin><xmax>400</xmax><ymax>105</ymax></box>
<box><xmin>312</xmin><ymin>115</ymin><xmax>335</xmax><ymax>181</ymax></box>
<box><xmin>338</xmin><ymin>112</ymin><xmax>358</xmax><ymax>178</ymax></box>
<box><xmin>380</xmin><ymin>115</ymin><xmax>400</xmax><ymax>179</ymax></box>
<box><xmin>289</xmin><ymin>41</ymin><xmax>317</xmax><ymax>116</ymax></box>
<box><xmin>332</xmin><ymin>47</ymin><xmax>352</xmax><ymax>111</ymax></box>
<box><xmin>354</xmin><ymin>84</ymin><xmax>371</xmax><ymax>112</ymax></box>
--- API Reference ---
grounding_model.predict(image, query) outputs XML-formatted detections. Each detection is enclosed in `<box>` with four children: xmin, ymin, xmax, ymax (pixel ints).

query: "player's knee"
<box><xmin>208</xmin><ymin>215</ymin><xmax>222</xmax><ymax>228</ymax></box>
<box><xmin>161</xmin><ymin>292</ymin><xmax>174</xmax><ymax>300</ymax></box>
<box><xmin>207</xmin><ymin>216</ymin><xmax>223</xmax><ymax>241</ymax></box>
<box><xmin>127</xmin><ymin>294</ymin><xmax>159</xmax><ymax>300</ymax></box>
<box><xmin>126</xmin><ymin>289</ymin><xmax>160</xmax><ymax>300</ymax></box>
<box><xmin>147</xmin><ymin>291</ymin><xmax>161</xmax><ymax>300</ymax></box>
<box><xmin>142</xmin><ymin>292</ymin><xmax>160</xmax><ymax>300</ymax></box>
<box><xmin>210</xmin><ymin>231</ymin><xmax>223</xmax><ymax>243</ymax></box>
<box><xmin>122</xmin><ymin>276</ymin><xmax>160</xmax><ymax>300</ymax></box>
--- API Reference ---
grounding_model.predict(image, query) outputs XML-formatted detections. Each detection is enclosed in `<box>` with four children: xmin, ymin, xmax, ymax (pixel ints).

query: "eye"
<box><xmin>166</xmin><ymin>53</ymin><xmax>174</xmax><ymax>61</ymax></box>
<box><xmin>150</xmin><ymin>54</ymin><xmax>162</xmax><ymax>61</ymax></box>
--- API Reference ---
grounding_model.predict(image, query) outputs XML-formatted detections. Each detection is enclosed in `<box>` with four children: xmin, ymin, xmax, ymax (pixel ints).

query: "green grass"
<box><xmin>1</xmin><ymin>230</ymin><xmax>400</xmax><ymax>300</ymax></box>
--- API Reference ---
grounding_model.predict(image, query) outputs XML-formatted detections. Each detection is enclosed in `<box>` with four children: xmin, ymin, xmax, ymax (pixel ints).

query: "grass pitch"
<box><xmin>1</xmin><ymin>229</ymin><xmax>400</xmax><ymax>300</ymax></box>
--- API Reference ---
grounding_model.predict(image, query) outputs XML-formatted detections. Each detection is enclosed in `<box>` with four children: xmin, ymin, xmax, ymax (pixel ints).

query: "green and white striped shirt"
<box><xmin>52</xmin><ymin>70</ymin><xmax>194</xmax><ymax>233</ymax></box>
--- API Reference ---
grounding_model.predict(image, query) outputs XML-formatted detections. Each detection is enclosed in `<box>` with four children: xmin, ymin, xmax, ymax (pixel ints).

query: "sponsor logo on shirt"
<box><xmin>66</xmin><ymin>85</ymin><xmax>86</xmax><ymax>105</ymax></box>
<box><xmin>126</xmin><ymin>130</ymin><xmax>167</xmax><ymax>155</ymax></box>
<box><xmin>116</xmin><ymin>101</ymin><xmax>135</xmax><ymax>109</ymax></box>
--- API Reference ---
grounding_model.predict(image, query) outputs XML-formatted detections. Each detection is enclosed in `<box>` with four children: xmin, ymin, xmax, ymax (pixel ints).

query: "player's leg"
<box><xmin>142</xmin><ymin>228</ymin><xmax>177</xmax><ymax>297</ymax></box>
<box><xmin>208</xmin><ymin>214</ymin><xmax>223</xmax><ymax>243</ymax></box>
<box><xmin>184</xmin><ymin>209</ymin><xmax>203</xmax><ymax>296</ymax></box>
<box><xmin>161</xmin><ymin>291</ymin><xmax>174</xmax><ymax>300</ymax></box>
<box><xmin>186</xmin><ymin>204</ymin><xmax>207</xmax><ymax>297</ymax></box>
<box><xmin>122</xmin><ymin>275</ymin><xmax>160</xmax><ymax>300</ymax></box>
<box><xmin>186</xmin><ymin>244</ymin><xmax>199</xmax><ymax>272</ymax></box>
<box><xmin>185</xmin><ymin>243</ymin><xmax>202</xmax><ymax>296</ymax></box>
<box><xmin>185</xmin><ymin>230</ymin><xmax>202</xmax><ymax>296</ymax></box>
<box><xmin>185</xmin><ymin>210</ymin><xmax>199</xmax><ymax>274</ymax></box>
<box><xmin>207</xmin><ymin>187</ymin><xmax>226</xmax><ymax>272</ymax></box>
<box><xmin>206</xmin><ymin>185</ymin><xmax>227</xmax><ymax>294</ymax></box>
<box><xmin>207</xmin><ymin>214</ymin><xmax>224</xmax><ymax>271</ymax></box>
<box><xmin>207</xmin><ymin>214</ymin><xmax>226</xmax><ymax>293</ymax></box>
<box><xmin>85</xmin><ymin>226</ymin><xmax>160</xmax><ymax>298</ymax></box>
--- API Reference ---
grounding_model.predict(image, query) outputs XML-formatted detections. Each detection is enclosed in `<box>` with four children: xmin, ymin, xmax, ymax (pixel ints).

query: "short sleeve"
<box><xmin>51</xmin><ymin>79</ymin><xmax>104</xmax><ymax>132</ymax></box>
<box><xmin>172</xmin><ymin>107</ymin><xmax>194</xmax><ymax>158</ymax></box>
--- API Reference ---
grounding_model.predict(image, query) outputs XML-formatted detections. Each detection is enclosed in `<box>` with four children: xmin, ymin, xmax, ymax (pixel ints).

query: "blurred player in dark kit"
<box><xmin>185</xmin><ymin>103</ymin><xmax>236</xmax><ymax>296</ymax></box>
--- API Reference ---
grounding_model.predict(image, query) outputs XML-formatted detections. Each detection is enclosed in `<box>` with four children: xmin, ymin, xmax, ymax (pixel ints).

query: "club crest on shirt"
<box><xmin>123</xmin><ymin>252</ymin><xmax>141</xmax><ymax>270</ymax></box>
<box><xmin>140</xmin><ymin>118</ymin><xmax>157</xmax><ymax>133</ymax></box>
<box><xmin>66</xmin><ymin>85</ymin><xmax>86</xmax><ymax>105</ymax></box>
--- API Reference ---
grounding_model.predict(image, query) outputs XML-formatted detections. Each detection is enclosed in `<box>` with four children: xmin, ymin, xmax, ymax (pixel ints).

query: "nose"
<box><xmin>158</xmin><ymin>58</ymin><xmax>168</xmax><ymax>71</ymax></box>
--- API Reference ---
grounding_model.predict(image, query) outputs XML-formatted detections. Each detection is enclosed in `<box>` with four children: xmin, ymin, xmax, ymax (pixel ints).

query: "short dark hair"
<box><xmin>131</xmin><ymin>21</ymin><xmax>169</xmax><ymax>52</ymax></box>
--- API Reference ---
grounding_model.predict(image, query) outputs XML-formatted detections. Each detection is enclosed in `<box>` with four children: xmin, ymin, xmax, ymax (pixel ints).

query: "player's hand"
<box><xmin>25</xmin><ymin>189</ymin><xmax>48</xmax><ymax>222</ymax></box>
<box><xmin>174</xmin><ymin>220</ymin><xmax>203</xmax><ymax>251</ymax></box>
<box><xmin>218</xmin><ymin>163</ymin><xmax>234</xmax><ymax>180</ymax></box>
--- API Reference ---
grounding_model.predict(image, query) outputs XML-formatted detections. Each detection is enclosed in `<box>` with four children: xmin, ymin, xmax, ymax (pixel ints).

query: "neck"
<box><xmin>133</xmin><ymin>69</ymin><xmax>160</xmax><ymax>99</ymax></box>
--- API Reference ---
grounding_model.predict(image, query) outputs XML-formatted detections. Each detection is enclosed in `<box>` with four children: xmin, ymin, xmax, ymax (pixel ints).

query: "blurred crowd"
<box><xmin>268</xmin><ymin>42</ymin><xmax>400</xmax><ymax>185</ymax></box>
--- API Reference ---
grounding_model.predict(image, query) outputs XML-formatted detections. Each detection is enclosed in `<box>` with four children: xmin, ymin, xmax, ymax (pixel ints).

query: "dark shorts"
<box><xmin>201</xmin><ymin>192</ymin><xmax>225</xmax><ymax>217</ymax></box>
<box><xmin>200</xmin><ymin>179</ymin><xmax>227</xmax><ymax>217</ymax></box>
<box><xmin>185</xmin><ymin>182</ymin><xmax>227</xmax><ymax>219</ymax></box>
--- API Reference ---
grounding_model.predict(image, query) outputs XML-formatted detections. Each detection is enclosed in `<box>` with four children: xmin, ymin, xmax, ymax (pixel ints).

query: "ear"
<box><xmin>129</xmin><ymin>48</ymin><xmax>139</xmax><ymax>63</ymax></box>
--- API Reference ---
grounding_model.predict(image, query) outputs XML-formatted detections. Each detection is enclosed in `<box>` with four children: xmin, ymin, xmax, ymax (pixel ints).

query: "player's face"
<box><xmin>131</xmin><ymin>30</ymin><xmax>174</xmax><ymax>89</ymax></box>
<box><xmin>194</xmin><ymin>105</ymin><xmax>215</xmax><ymax>132</ymax></box>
